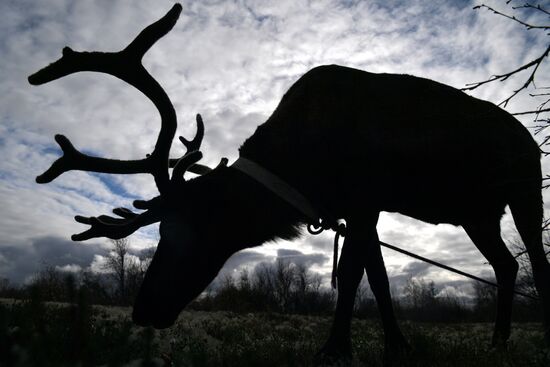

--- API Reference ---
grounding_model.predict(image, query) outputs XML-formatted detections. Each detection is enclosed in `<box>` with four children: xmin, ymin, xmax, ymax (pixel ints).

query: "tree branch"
<box><xmin>474</xmin><ymin>4</ymin><xmax>550</xmax><ymax>30</ymax></box>
<box><xmin>512</xmin><ymin>107</ymin><xmax>550</xmax><ymax>116</ymax></box>
<box><xmin>462</xmin><ymin>44</ymin><xmax>550</xmax><ymax>107</ymax></box>
<box><xmin>512</xmin><ymin>3</ymin><xmax>550</xmax><ymax>17</ymax></box>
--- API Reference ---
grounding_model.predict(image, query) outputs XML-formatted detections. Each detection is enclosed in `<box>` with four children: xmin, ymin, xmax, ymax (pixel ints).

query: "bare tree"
<box><xmin>294</xmin><ymin>262</ymin><xmax>310</xmax><ymax>297</ymax></box>
<box><xmin>0</xmin><ymin>277</ymin><xmax>10</xmax><ymax>293</ymax></box>
<box><xmin>103</xmin><ymin>238</ymin><xmax>130</xmax><ymax>304</ymax></box>
<box><xmin>403</xmin><ymin>277</ymin><xmax>438</xmax><ymax>309</ymax></box>
<box><xmin>274</xmin><ymin>259</ymin><xmax>296</xmax><ymax>311</ymax></box>
<box><xmin>465</xmin><ymin>2</ymin><xmax>550</xmax><ymax>156</ymax></box>
<box><xmin>238</xmin><ymin>268</ymin><xmax>251</xmax><ymax>292</ymax></box>
<box><xmin>29</xmin><ymin>264</ymin><xmax>76</xmax><ymax>301</ymax></box>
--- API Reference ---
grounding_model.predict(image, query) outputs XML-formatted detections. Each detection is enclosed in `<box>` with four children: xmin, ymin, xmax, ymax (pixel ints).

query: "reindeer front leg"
<box><xmin>315</xmin><ymin>215</ymin><xmax>377</xmax><ymax>364</ymax></box>
<box><xmin>364</xmin><ymin>230</ymin><xmax>410</xmax><ymax>365</ymax></box>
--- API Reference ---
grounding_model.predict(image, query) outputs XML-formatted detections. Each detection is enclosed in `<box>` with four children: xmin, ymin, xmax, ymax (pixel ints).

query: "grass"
<box><xmin>1</xmin><ymin>297</ymin><xmax>549</xmax><ymax>366</ymax></box>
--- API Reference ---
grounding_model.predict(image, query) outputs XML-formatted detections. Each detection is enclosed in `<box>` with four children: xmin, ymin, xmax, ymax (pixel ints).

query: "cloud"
<box><xmin>221</xmin><ymin>249</ymin><xmax>272</xmax><ymax>273</ymax></box>
<box><xmin>0</xmin><ymin>236</ymin><xmax>108</xmax><ymax>284</ymax></box>
<box><xmin>207</xmin><ymin>247</ymin><xmax>330</xmax><ymax>290</ymax></box>
<box><xmin>401</xmin><ymin>261</ymin><xmax>431</xmax><ymax>278</ymax></box>
<box><xmin>276</xmin><ymin>248</ymin><xmax>329</xmax><ymax>268</ymax></box>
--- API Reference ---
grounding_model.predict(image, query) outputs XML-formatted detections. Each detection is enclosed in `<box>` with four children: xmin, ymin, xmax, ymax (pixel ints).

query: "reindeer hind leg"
<box><xmin>509</xmin><ymin>189</ymin><xmax>550</xmax><ymax>345</ymax></box>
<box><xmin>463</xmin><ymin>217</ymin><xmax>518</xmax><ymax>347</ymax></box>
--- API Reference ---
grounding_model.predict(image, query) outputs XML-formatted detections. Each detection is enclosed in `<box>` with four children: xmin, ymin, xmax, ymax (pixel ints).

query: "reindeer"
<box><xmin>29</xmin><ymin>4</ymin><xmax>549</xmax><ymax>364</ymax></box>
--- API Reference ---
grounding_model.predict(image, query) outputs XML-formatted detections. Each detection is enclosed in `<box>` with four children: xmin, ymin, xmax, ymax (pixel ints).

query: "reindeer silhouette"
<box><xmin>29</xmin><ymin>4</ymin><xmax>549</xmax><ymax>364</ymax></box>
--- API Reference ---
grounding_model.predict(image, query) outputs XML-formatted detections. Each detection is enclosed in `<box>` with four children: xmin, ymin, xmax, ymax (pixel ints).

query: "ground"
<box><xmin>1</xmin><ymin>298</ymin><xmax>549</xmax><ymax>366</ymax></box>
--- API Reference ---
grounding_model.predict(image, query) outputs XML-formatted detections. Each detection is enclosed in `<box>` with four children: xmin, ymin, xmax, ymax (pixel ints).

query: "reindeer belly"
<box><xmin>339</xmin><ymin>134</ymin><xmax>525</xmax><ymax>226</ymax></box>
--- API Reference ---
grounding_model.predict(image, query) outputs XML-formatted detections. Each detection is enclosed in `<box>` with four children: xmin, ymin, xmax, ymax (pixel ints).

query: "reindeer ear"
<box><xmin>216</xmin><ymin>158</ymin><xmax>229</xmax><ymax>169</ymax></box>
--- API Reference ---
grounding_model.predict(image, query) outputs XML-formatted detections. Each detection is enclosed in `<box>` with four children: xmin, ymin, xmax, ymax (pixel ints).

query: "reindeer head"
<box><xmin>29</xmin><ymin>4</ymin><xmax>230</xmax><ymax>327</ymax></box>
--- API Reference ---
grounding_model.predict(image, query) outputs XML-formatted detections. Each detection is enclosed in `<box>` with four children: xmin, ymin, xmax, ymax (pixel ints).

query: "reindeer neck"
<box><xmin>187</xmin><ymin>166</ymin><xmax>304</xmax><ymax>253</ymax></box>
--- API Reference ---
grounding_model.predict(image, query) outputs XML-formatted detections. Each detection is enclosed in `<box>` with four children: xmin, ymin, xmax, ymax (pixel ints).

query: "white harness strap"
<box><xmin>231</xmin><ymin>156</ymin><xmax>343</xmax><ymax>289</ymax></box>
<box><xmin>232</xmin><ymin>157</ymin><xmax>321</xmax><ymax>224</ymax></box>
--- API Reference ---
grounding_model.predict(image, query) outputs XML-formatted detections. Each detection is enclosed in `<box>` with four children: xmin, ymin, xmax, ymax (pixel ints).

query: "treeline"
<box><xmin>0</xmin><ymin>239</ymin><xmax>150</xmax><ymax>306</ymax></box>
<box><xmin>0</xmin><ymin>264</ymin><xmax>141</xmax><ymax>307</ymax></box>
<box><xmin>0</xmin><ymin>244</ymin><xmax>544</xmax><ymax>323</ymax></box>
<box><xmin>191</xmin><ymin>260</ymin><xmax>335</xmax><ymax>314</ymax></box>
<box><xmin>188</xmin><ymin>260</ymin><xmax>543</xmax><ymax>323</ymax></box>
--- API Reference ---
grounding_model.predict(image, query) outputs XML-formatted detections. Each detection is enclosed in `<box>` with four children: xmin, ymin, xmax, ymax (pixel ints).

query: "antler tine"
<box><xmin>29</xmin><ymin>4</ymin><xmax>183</xmax><ymax>194</ymax></box>
<box><xmin>169</xmin><ymin>114</ymin><xmax>212</xmax><ymax>175</ymax></box>
<box><xmin>179</xmin><ymin>114</ymin><xmax>205</xmax><ymax>153</ymax></box>
<box><xmin>172</xmin><ymin>151</ymin><xmax>203</xmax><ymax>185</ymax></box>
<box><xmin>72</xmin><ymin>207</ymin><xmax>160</xmax><ymax>241</ymax></box>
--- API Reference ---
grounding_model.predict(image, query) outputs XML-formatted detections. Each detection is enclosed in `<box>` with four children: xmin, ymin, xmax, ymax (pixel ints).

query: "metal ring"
<box><xmin>307</xmin><ymin>223</ymin><xmax>324</xmax><ymax>235</ymax></box>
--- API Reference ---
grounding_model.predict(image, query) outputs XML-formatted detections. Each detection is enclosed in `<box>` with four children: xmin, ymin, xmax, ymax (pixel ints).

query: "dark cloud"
<box><xmin>222</xmin><ymin>249</ymin><xmax>272</xmax><ymax>272</ymax></box>
<box><xmin>276</xmin><ymin>248</ymin><xmax>329</xmax><ymax>268</ymax></box>
<box><xmin>0</xmin><ymin>236</ymin><xmax>107</xmax><ymax>284</ymax></box>
<box><xmin>401</xmin><ymin>261</ymin><xmax>431</xmax><ymax>278</ymax></box>
<box><xmin>32</xmin><ymin>236</ymin><xmax>107</xmax><ymax>266</ymax></box>
<box><xmin>307</xmin><ymin>233</ymin><xmax>334</xmax><ymax>251</ymax></box>
<box><xmin>132</xmin><ymin>246</ymin><xmax>156</xmax><ymax>260</ymax></box>
<box><xmin>207</xmin><ymin>248</ymin><xmax>329</xmax><ymax>290</ymax></box>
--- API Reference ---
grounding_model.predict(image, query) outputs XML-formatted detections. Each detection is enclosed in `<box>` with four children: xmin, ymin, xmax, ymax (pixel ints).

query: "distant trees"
<box><xmin>472</xmin><ymin>278</ymin><xmax>497</xmax><ymax>321</ymax></box>
<box><xmin>193</xmin><ymin>258</ymin><xmax>335</xmax><ymax>314</ymax></box>
<box><xmin>27</xmin><ymin>264</ymin><xmax>75</xmax><ymax>302</ymax></box>
<box><xmin>0</xmin><ymin>243</ymin><xmax>545</xmax><ymax>324</ymax></box>
<box><xmin>101</xmin><ymin>239</ymin><xmax>152</xmax><ymax>305</ymax></box>
<box><xmin>401</xmin><ymin>277</ymin><xmax>471</xmax><ymax>322</ymax></box>
<box><xmin>0</xmin><ymin>239</ymin><xmax>155</xmax><ymax>306</ymax></box>
<box><xmin>103</xmin><ymin>238</ymin><xmax>129</xmax><ymax>302</ymax></box>
<box><xmin>100</xmin><ymin>239</ymin><xmax>150</xmax><ymax>305</ymax></box>
<box><xmin>507</xmin><ymin>232</ymin><xmax>550</xmax><ymax>301</ymax></box>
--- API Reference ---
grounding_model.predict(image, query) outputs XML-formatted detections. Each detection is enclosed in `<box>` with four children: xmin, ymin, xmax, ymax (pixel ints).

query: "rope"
<box><xmin>379</xmin><ymin>240</ymin><xmax>539</xmax><ymax>301</ymax></box>
<box><xmin>308</xmin><ymin>219</ymin><xmax>346</xmax><ymax>289</ymax></box>
<box><xmin>308</xmin><ymin>221</ymin><xmax>540</xmax><ymax>301</ymax></box>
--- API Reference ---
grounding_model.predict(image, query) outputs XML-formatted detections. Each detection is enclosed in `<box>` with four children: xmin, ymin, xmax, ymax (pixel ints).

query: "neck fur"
<box><xmin>185</xmin><ymin>166</ymin><xmax>305</xmax><ymax>254</ymax></box>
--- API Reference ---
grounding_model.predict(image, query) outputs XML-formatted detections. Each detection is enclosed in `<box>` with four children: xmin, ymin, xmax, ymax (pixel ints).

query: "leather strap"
<box><xmin>231</xmin><ymin>157</ymin><xmax>321</xmax><ymax>224</ymax></box>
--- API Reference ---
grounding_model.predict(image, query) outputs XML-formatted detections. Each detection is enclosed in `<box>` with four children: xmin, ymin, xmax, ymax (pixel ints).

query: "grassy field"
<box><xmin>1</xmin><ymin>298</ymin><xmax>549</xmax><ymax>367</ymax></box>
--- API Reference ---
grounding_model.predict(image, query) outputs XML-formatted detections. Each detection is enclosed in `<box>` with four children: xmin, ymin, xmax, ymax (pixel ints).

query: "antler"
<box><xmin>72</xmin><ymin>205</ymin><xmax>160</xmax><ymax>241</ymax></box>
<box><xmin>29</xmin><ymin>4</ymin><xmax>182</xmax><ymax>194</ymax></box>
<box><xmin>168</xmin><ymin>114</ymin><xmax>213</xmax><ymax>175</ymax></box>
<box><xmin>29</xmin><ymin>4</ymin><xmax>209</xmax><ymax>241</ymax></box>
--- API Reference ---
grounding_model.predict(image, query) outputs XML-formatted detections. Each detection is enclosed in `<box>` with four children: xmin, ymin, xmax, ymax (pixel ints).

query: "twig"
<box><xmin>512</xmin><ymin>107</ymin><xmax>550</xmax><ymax>115</ymax></box>
<box><xmin>474</xmin><ymin>4</ymin><xmax>550</xmax><ymax>30</ymax></box>
<box><xmin>462</xmin><ymin>45</ymin><xmax>550</xmax><ymax>107</ymax></box>
<box><xmin>512</xmin><ymin>3</ymin><xmax>550</xmax><ymax>17</ymax></box>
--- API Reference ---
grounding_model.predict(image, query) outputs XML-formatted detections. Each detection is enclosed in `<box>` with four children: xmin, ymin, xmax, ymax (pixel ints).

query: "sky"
<box><xmin>0</xmin><ymin>0</ymin><xmax>548</xmax><ymax>300</ymax></box>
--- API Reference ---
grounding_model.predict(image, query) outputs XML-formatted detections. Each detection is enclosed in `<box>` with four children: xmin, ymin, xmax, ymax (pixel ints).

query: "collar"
<box><xmin>231</xmin><ymin>157</ymin><xmax>321</xmax><ymax>224</ymax></box>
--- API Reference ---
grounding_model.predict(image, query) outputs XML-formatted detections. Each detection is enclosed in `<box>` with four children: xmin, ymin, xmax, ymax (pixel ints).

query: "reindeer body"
<box><xmin>169</xmin><ymin>64</ymin><xmax>547</xmax><ymax>360</ymax></box>
<box><xmin>241</xmin><ymin>65</ymin><xmax>540</xmax><ymax>225</ymax></box>
<box><xmin>236</xmin><ymin>65</ymin><xmax>547</xmax><ymax>359</ymax></box>
<box><xmin>29</xmin><ymin>5</ymin><xmax>549</xmax><ymax>364</ymax></box>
